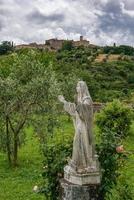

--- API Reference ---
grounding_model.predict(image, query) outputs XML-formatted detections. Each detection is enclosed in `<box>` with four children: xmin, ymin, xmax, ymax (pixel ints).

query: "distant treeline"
<box><xmin>103</xmin><ymin>45</ymin><xmax>134</xmax><ymax>56</ymax></box>
<box><xmin>0</xmin><ymin>41</ymin><xmax>14</xmax><ymax>55</ymax></box>
<box><xmin>0</xmin><ymin>40</ymin><xmax>134</xmax><ymax>56</ymax></box>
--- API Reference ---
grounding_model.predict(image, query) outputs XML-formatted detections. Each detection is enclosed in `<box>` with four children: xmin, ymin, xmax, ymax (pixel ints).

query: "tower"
<box><xmin>80</xmin><ymin>36</ymin><xmax>83</xmax><ymax>41</ymax></box>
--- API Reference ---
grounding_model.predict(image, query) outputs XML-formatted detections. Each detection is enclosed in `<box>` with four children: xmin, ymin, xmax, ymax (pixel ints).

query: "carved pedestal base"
<box><xmin>60</xmin><ymin>180</ymin><xmax>100</xmax><ymax>200</ymax></box>
<box><xmin>64</xmin><ymin>165</ymin><xmax>101</xmax><ymax>185</ymax></box>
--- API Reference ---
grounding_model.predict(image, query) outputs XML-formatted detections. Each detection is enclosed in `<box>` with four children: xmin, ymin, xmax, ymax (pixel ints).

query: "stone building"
<box><xmin>45</xmin><ymin>39</ymin><xmax>66</xmax><ymax>50</ymax></box>
<box><xmin>73</xmin><ymin>36</ymin><xmax>90</xmax><ymax>47</ymax></box>
<box><xmin>15</xmin><ymin>36</ymin><xmax>94</xmax><ymax>51</ymax></box>
<box><xmin>45</xmin><ymin>36</ymin><xmax>90</xmax><ymax>50</ymax></box>
<box><xmin>15</xmin><ymin>42</ymin><xmax>47</xmax><ymax>50</ymax></box>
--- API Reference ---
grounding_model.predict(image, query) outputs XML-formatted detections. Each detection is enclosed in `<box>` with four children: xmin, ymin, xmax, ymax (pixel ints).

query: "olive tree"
<box><xmin>0</xmin><ymin>51</ymin><xmax>60</xmax><ymax>167</ymax></box>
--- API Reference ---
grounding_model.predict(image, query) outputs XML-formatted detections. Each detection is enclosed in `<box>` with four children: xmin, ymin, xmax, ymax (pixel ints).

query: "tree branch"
<box><xmin>8</xmin><ymin>117</ymin><xmax>16</xmax><ymax>134</ymax></box>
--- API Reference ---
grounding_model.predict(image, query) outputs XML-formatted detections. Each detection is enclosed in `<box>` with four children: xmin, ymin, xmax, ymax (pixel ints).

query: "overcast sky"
<box><xmin>0</xmin><ymin>0</ymin><xmax>134</xmax><ymax>45</ymax></box>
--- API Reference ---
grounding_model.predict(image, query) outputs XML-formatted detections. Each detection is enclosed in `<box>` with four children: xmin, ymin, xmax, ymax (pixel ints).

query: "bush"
<box><xmin>96</xmin><ymin>129</ymin><xmax>122</xmax><ymax>200</ymax></box>
<box><xmin>61</xmin><ymin>41</ymin><xmax>73</xmax><ymax>51</ymax></box>
<box><xmin>106</xmin><ymin>175</ymin><xmax>133</xmax><ymax>200</ymax></box>
<box><xmin>95</xmin><ymin>100</ymin><xmax>132</xmax><ymax>199</ymax></box>
<box><xmin>42</xmin><ymin>127</ymin><xmax>73</xmax><ymax>200</ymax></box>
<box><xmin>96</xmin><ymin>100</ymin><xmax>132</xmax><ymax>138</ymax></box>
<box><xmin>128</xmin><ymin>74</ymin><xmax>134</xmax><ymax>84</ymax></box>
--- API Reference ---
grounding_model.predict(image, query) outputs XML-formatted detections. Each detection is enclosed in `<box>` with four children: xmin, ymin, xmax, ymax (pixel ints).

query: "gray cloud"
<box><xmin>0</xmin><ymin>0</ymin><xmax>133</xmax><ymax>45</ymax></box>
<box><xmin>0</xmin><ymin>21</ymin><xmax>3</xmax><ymax>31</ymax></box>
<box><xmin>0</xmin><ymin>0</ymin><xmax>4</xmax><ymax>4</ymax></box>
<box><xmin>103</xmin><ymin>1</ymin><xmax>122</xmax><ymax>14</ymax></box>
<box><xmin>27</xmin><ymin>10</ymin><xmax>65</xmax><ymax>24</ymax></box>
<box><xmin>96</xmin><ymin>0</ymin><xmax>134</xmax><ymax>45</ymax></box>
<box><xmin>122</xmin><ymin>0</ymin><xmax>134</xmax><ymax>10</ymax></box>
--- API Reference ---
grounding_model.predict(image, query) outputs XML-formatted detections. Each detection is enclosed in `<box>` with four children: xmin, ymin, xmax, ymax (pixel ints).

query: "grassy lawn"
<box><xmin>0</xmin><ymin>127</ymin><xmax>44</xmax><ymax>200</ymax></box>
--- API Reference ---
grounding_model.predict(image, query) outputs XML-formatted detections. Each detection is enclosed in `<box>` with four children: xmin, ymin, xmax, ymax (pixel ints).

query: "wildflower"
<box><xmin>43</xmin><ymin>165</ymin><xmax>48</xmax><ymax>169</ymax></box>
<box><xmin>116</xmin><ymin>145</ymin><xmax>124</xmax><ymax>153</ymax></box>
<box><xmin>33</xmin><ymin>185</ymin><xmax>39</xmax><ymax>193</ymax></box>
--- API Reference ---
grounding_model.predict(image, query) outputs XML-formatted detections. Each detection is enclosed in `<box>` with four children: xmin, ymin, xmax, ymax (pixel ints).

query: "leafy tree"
<box><xmin>103</xmin><ymin>45</ymin><xmax>134</xmax><ymax>56</ymax></box>
<box><xmin>0</xmin><ymin>41</ymin><xmax>14</xmax><ymax>55</ymax></box>
<box><xmin>61</xmin><ymin>41</ymin><xmax>73</xmax><ymax>51</ymax></box>
<box><xmin>0</xmin><ymin>51</ymin><xmax>60</xmax><ymax>167</ymax></box>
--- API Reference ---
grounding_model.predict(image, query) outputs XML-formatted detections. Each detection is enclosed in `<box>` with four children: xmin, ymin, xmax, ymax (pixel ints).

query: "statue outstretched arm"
<box><xmin>58</xmin><ymin>95</ymin><xmax>76</xmax><ymax>117</ymax></box>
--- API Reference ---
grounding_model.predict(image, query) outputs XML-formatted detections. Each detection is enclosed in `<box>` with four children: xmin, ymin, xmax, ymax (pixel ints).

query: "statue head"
<box><xmin>76</xmin><ymin>81</ymin><xmax>92</xmax><ymax>103</ymax></box>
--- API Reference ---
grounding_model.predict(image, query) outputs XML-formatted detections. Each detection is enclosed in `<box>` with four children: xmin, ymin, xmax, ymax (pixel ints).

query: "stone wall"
<box><xmin>73</xmin><ymin>40</ymin><xmax>90</xmax><ymax>47</ymax></box>
<box><xmin>45</xmin><ymin>39</ymin><xmax>65</xmax><ymax>50</ymax></box>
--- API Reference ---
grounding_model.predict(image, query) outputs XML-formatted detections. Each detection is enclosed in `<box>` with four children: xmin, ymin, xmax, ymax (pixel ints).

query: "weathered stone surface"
<box><xmin>64</xmin><ymin>165</ymin><xmax>101</xmax><ymax>185</ymax></box>
<box><xmin>58</xmin><ymin>81</ymin><xmax>100</xmax><ymax>175</ymax></box>
<box><xmin>59</xmin><ymin>81</ymin><xmax>101</xmax><ymax>199</ymax></box>
<box><xmin>60</xmin><ymin>180</ymin><xmax>100</xmax><ymax>200</ymax></box>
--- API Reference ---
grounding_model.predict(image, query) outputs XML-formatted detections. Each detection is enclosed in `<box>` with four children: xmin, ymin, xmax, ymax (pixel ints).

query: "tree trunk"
<box><xmin>6</xmin><ymin>116</ymin><xmax>12</xmax><ymax>166</ymax></box>
<box><xmin>13</xmin><ymin>133</ymin><xmax>18</xmax><ymax>167</ymax></box>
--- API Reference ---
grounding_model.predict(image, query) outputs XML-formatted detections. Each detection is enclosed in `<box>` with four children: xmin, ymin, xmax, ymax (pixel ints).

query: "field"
<box><xmin>95</xmin><ymin>54</ymin><xmax>120</xmax><ymax>62</ymax></box>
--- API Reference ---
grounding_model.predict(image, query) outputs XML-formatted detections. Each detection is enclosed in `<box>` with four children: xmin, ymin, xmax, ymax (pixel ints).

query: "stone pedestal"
<box><xmin>64</xmin><ymin>165</ymin><xmax>101</xmax><ymax>186</ymax></box>
<box><xmin>60</xmin><ymin>158</ymin><xmax>101</xmax><ymax>199</ymax></box>
<box><xmin>60</xmin><ymin>180</ymin><xmax>100</xmax><ymax>200</ymax></box>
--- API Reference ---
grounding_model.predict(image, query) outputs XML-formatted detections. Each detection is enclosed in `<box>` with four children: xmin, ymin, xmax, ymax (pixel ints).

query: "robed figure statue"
<box><xmin>59</xmin><ymin>81</ymin><xmax>99</xmax><ymax>175</ymax></box>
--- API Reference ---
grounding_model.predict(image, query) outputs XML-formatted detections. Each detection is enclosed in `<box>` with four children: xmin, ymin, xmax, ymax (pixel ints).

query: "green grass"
<box><xmin>0</xmin><ymin>127</ymin><xmax>44</xmax><ymax>200</ymax></box>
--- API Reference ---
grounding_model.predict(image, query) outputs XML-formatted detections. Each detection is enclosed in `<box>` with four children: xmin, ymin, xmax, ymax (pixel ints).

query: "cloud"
<box><xmin>96</xmin><ymin>0</ymin><xmax>134</xmax><ymax>45</ymax></box>
<box><xmin>27</xmin><ymin>10</ymin><xmax>65</xmax><ymax>24</ymax></box>
<box><xmin>0</xmin><ymin>0</ymin><xmax>133</xmax><ymax>45</ymax></box>
<box><xmin>121</xmin><ymin>2</ymin><xmax>134</xmax><ymax>17</ymax></box>
<box><xmin>0</xmin><ymin>21</ymin><xmax>3</xmax><ymax>31</ymax></box>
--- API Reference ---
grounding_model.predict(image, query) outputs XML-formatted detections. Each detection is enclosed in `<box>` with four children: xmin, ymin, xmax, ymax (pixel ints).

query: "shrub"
<box><xmin>95</xmin><ymin>100</ymin><xmax>132</xmax><ymax>199</ymax></box>
<box><xmin>106</xmin><ymin>175</ymin><xmax>133</xmax><ymax>200</ymax></box>
<box><xmin>96</xmin><ymin>129</ymin><xmax>121</xmax><ymax>200</ymax></box>
<box><xmin>42</xmin><ymin>127</ymin><xmax>73</xmax><ymax>200</ymax></box>
<box><xmin>128</xmin><ymin>74</ymin><xmax>134</xmax><ymax>84</ymax></box>
<box><xmin>96</xmin><ymin>100</ymin><xmax>132</xmax><ymax>138</ymax></box>
<box><xmin>61</xmin><ymin>41</ymin><xmax>73</xmax><ymax>51</ymax></box>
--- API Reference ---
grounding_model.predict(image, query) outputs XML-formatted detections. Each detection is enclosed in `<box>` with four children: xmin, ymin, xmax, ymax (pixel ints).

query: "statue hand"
<box><xmin>58</xmin><ymin>95</ymin><xmax>66</xmax><ymax>103</ymax></box>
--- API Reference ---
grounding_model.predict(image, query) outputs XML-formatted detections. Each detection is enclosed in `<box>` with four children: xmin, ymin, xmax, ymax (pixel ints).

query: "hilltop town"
<box><xmin>15</xmin><ymin>36</ymin><xmax>96</xmax><ymax>51</ymax></box>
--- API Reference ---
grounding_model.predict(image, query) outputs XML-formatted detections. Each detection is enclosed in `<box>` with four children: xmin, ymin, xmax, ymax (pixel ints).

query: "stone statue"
<box><xmin>59</xmin><ymin>81</ymin><xmax>101</xmax><ymax>195</ymax></box>
<box><xmin>59</xmin><ymin>81</ymin><xmax>100</xmax><ymax>186</ymax></box>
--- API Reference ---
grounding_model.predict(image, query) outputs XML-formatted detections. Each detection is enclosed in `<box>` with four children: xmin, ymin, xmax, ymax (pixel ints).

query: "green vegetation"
<box><xmin>55</xmin><ymin>47</ymin><xmax>134</xmax><ymax>101</ymax></box>
<box><xmin>96</xmin><ymin>100</ymin><xmax>132</xmax><ymax>199</ymax></box>
<box><xmin>0</xmin><ymin>45</ymin><xmax>134</xmax><ymax>199</ymax></box>
<box><xmin>61</xmin><ymin>40</ymin><xmax>73</xmax><ymax>51</ymax></box>
<box><xmin>106</xmin><ymin>123</ymin><xmax>134</xmax><ymax>200</ymax></box>
<box><xmin>0</xmin><ymin>127</ymin><xmax>44</xmax><ymax>200</ymax></box>
<box><xmin>0</xmin><ymin>50</ymin><xmax>59</xmax><ymax>167</ymax></box>
<box><xmin>103</xmin><ymin>45</ymin><xmax>134</xmax><ymax>56</ymax></box>
<box><xmin>0</xmin><ymin>41</ymin><xmax>14</xmax><ymax>55</ymax></box>
<box><xmin>42</xmin><ymin>117</ymin><xmax>73</xmax><ymax>200</ymax></box>
<box><xmin>41</xmin><ymin>100</ymin><xmax>133</xmax><ymax>200</ymax></box>
<box><xmin>96</xmin><ymin>100</ymin><xmax>132</xmax><ymax>138</ymax></box>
